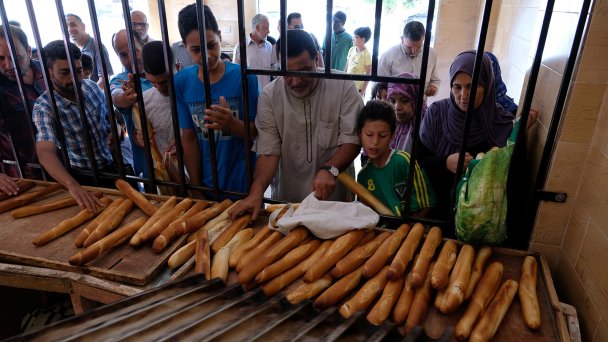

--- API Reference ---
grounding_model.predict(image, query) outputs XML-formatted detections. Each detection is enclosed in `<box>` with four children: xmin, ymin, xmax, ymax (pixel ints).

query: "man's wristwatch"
<box><xmin>320</xmin><ymin>165</ymin><xmax>339</xmax><ymax>177</ymax></box>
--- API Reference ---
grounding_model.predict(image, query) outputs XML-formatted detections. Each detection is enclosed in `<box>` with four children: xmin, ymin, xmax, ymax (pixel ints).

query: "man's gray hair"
<box><xmin>252</xmin><ymin>14</ymin><xmax>268</xmax><ymax>30</ymax></box>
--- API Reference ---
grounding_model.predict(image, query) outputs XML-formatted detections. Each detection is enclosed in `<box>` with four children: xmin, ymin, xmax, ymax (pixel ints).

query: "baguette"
<box><xmin>207</xmin><ymin>219</ymin><xmax>231</xmax><ymax>244</ymax></box>
<box><xmin>211</xmin><ymin>214</ymin><xmax>251</xmax><ymax>253</ymax></box>
<box><xmin>0</xmin><ymin>179</ymin><xmax>35</xmax><ymax>201</ymax></box>
<box><xmin>168</xmin><ymin>239</ymin><xmax>196</xmax><ymax>269</ymax></box>
<box><xmin>0</xmin><ymin>183</ymin><xmax>63</xmax><ymax>213</ymax></box>
<box><xmin>363</xmin><ymin>224</ymin><xmax>411</xmax><ymax>279</ymax></box>
<box><xmin>75</xmin><ymin>198</ymin><xmax>124</xmax><ymax>247</ymax></box>
<box><xmin>455</xmin><ymin>262</ymin><xmax>504</xmax><ymax>341</ymax></box>
<box><xmin>11</xmin><ymin>191</ymin><xmax>103</xmax><ymax>219</ymax></box>
<box><xmin>331</xmin><ymin>231</ymin><xmax>391</xmax><ymax>278</ymax></box>
<box><xmin>69</xmin><ymin>217</ymin><xmax>146</xmax><ymax>266</ymax></box>
<box><xmin>256</xmin><ymin>239</ymin><xmax>321</xmax><ymax>283</ymax></box>
<box><xmin>336</xmin><ymin>172</ymin><xmax>394</xmax><ymax>216</ymax></box>
<box><xmin>261</xmin><ymin>240</ymin><xmax>331</xmax><ymax>296</ymax></box>
<box><xmin>83</xmin><ymin>199</ymin><xmax>134</xmax><ymax>247</ymax></box>
<box><xmin>409</xmin><ymin>226</ymin><xmax>442</xmax><ymax>288</ymax></box>
<box><xmin>211</xmin><ymin>228</ymin><xmax>254</xmax><ymax>283</ymax></box>
<box><xmin>431</xmin><ymin>240</ymin><xmax>458</xmax><ymax>290</ymax></box>
<box><xmin>33</xmin><ymin>197</ymin><xmax>112</xmax><ymax>246</ymax></box>
<box><xmin>229</xmin><ymin>226</ymin><xmax>271</xmax><ymax>268</ymax></box>
<box><xmin>403</xmin><ymin>261</ymin><xmax>435</xmax><ymax>334</ymax></box>
<box><xmin>304</xmin><ymin>229</ymin><xmax>366</xmax><ymax>283</ymax></box>
<box><xmin>236</xmin><ymin>230</ymin><xmax>283</xmax><ymax>273</ymax></box>
<box><xmin>115</xmin><ymin>179</ymin><xmax>157</xmax><ymax>216</ymax></box>
<box><xmin>465</xmin><ymin>246</ymin><xmax>493</xmax><ymax>300</ymax></box>
<box><xmin>129</xmin><ymin>196</ymin><xmax>176</xmax><ymax>247</ymax></box>
<box><xmin>179</xmin><ymin>199</ymin><xmax>233</xmax><ymax>235</ymax></box>
<box><xmin>393</xmin><ymin>274</ymin><xmax>416</xmax><ymax>325</ymax></box>
<box><xmin>170</xmin><ymin>256</ymin><xmax>195</xmax><ymax>281</ymax></box>
<box><xmin>140</xmin><ymin>198</ymin><xmax>193</xmax><ymax>242</ymax></box>
<box><xmin>469</xmin><ymin>279</ymin><xmax>519</xmax><ymax>342</ymax></box>
<box><xmin>201</xmin><ymin>200</ymin><xmax>240</xmax><ymax>231</ymax></box>
<box><xmin>438</xmin><ymin>244</ymin><xmax>475</xmax><ymax>314</ymax></box>
<box><xmin>340</xmin><ymin>266</ymin><xmax>390</xmax><ymax>319</ymax></box>
<box><xmin>194</xmin><ymin>229</ymin><xmax>210</xmax><ymax>279</ymax></box>
<box><xmin>237</xmin><ymin>227</ymin><xmax>309</xmax><ymax>284</ymax></box>
<box><xmin>367</xmin><ymin>275</ymin><xmax>405</xmax><ymax>325</ymax></box>
<box><xmin>519</xmin><ymin>255</ymin><xmax>541</xmax><ymax>330</ymax></box>
<box><xmin>286</xmin><ymin>273</ymin><xmax>333</xmax><ymax>304</ymax></box>
<box><xmin>314</xmin><ymin>265</ymin><xmax>364</xmax><ymax>311</ymax></box>
<box><xmin>387</xmin><ymin>223</ymin><xmax>424</xmax><ymax>280</ymax></box>
<box><xmin>151</xmin><ymin>200</ymin><xmax>209</xmax><ymax>252</ymax></box>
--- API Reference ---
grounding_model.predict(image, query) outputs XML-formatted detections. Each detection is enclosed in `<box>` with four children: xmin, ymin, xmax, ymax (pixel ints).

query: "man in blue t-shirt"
<box><xmin>175</xmin><ymin>4</ymin><xmax>259</xmax><ymax>197</ymax></box>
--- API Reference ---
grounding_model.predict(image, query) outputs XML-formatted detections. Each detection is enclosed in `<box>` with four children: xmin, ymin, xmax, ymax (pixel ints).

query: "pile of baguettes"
<box><xmin>2</xmin><ymin>179</ymin><xmax>245</xmax><ymax>268</ymax></box>
<box><xmin>175</xmin><ymin>204</ymin><xmax>543</xmax><ymax>341</ymax></box>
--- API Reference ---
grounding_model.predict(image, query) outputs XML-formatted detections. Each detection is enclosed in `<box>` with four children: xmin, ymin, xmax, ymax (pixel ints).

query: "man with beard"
<box><xmin>0</xmin><ymin>24</ymin><xmax>45</xmax><ymax>179</ymax></box>
<box><xmin>130</xmin><ymin>10</ymin><xmax>153</xmax><ymax>44</ymax></box>
<box><xmin>32</xmin><ymin>40</ymin><xmax>113</xmax><ymax>211</ymax></box>
<box><xmin>231</xmin><ymin>29</ymin><xmax>362</xmax><ymax>220</ymax></box>
<box><xmin>378</xmin><ymin>21</ymin><xmax>440</xmax><ymax>97</ymax></box>
<box><xmin>65</xmin><ymin>13</ymin><xmax>114</xmax><ymax>83</ymax></box>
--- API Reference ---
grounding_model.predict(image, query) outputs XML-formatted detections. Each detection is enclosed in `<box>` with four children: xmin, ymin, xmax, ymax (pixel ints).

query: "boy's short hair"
<box><xmin>357</xmin><ymin>100</ymin><xmax>396</xmax><ymax>133</ymax></box>
<box><xmin>142</xmin><ymin>40</ymin><xmax>171</xmax><ymax>75</ymax></box>
<box><xmin>178</xmin><ymin>4</ymin><xmax>219</xmax><ymax>41</ymax></box>
<box><xmin>371</xmin><ymin>82</ymin><xmax>388</xmax><ymax>100</ymax></box>
<box><xmin>80</xmin><ymin>53</ymin><xmax>93</xmax><ymax>71</ymax></box>
<box><xmin>354</xmin><ymin>27</ymin><xmax>372</xmax><ymax>43</ymax></box>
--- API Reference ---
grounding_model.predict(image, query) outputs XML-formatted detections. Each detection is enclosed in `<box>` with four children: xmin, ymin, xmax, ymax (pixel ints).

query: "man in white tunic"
<box><xmin>378</xmin><ymin>21</ymin><xmax>440</xmax><ymax>97</ymax></box>
<box><xmin>231</xmin><ymin>29</ymin><xmax>363</xmax><ymax>220</ymax></box>
<box><xmin>233</xmin><ymin>14</ymin><xmax>276</xmax><ymax>90</ymax></box>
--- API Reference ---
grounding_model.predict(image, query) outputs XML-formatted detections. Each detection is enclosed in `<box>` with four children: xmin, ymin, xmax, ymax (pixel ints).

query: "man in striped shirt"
<box><xmin>32</xmin><ymin>40</ymin><xmax>113</xmax><ymax>212</ymax></box>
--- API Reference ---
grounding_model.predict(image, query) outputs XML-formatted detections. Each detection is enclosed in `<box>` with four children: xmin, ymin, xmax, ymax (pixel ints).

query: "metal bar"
<box><xmin>24</xmin><ymin>0</ymin><xmax>70</xmax><ymax>172</ymax></box>
<box><xmin>158</xmin><ymin>288</ymin><xmax>263</xmax><ymax>340</ymax></box>
<box><xmin>290</xmin><ymin>307</ymin><xmax>337</xmax><ymax>341</ymax></box>
<box><xmin>279</xmin><ymin>0</ymin><xmax>287</xmax><ymax>72</ymax></box>
<box><xmin>196</xmin><ymin>296</ymin><xmax>283</xmax><ymax>340</ymax></box>
<box><xmin>195</xmin><ymin>0</ymin><xmax>220</xmax><ymax>201</ymax></box>
<box><xmin>156</xmin><ymin>0</ymin><xmax>187</xmax><ymax>196</ymax></box>
<box><xmin>120</xmin><ymin>0</ymin><xmax>156</xmax><ymax>190</ymax></box>
<box><xmin>243</xmin><ymin>67</ymin><xmax>428</xmax><ymax>83</ymax></box>
<box><xmin>248</xmin><ymin>301</ymin><xmax>309</xmax><ymax>341</ymax></box>
<box><xmin>235</xmin><ymin>0</ymin><xmax>253</xmax><ymax>191</ymax></box>
<box><xmin>451</xmin><ymin>0</ymin><xmax>495</xmax><ymax>211</ymax></box>
<box><xmin>61</xmin><ymin>279</ymin><xmax>227</xmax><ymax>341</ymax></box>
<box><xmin>367</xmin><ymin>321</ymin><xmax>398</xmax><ymax>342</ymax></box>
<box><xmin>0</xmin><ymin>1</ymin><xmax>46</xmax><ymax>180</ymax></box>
<box><xmin>370</xmin><ymin>0</ymin><xmax>384</xmax><ymax>77</ymax></box>
<box><xmin>402</xmin><ymin>0</ymin><xmax>436</xmax><ymax>217</ymax></box>
<box><xmin>112</xmin><ymin>283</ymin><xmax>243</xmax><ymax>341</ymax></box>
<box><xmin>323</xmin><ymin>0</ymin><xmax>333</xmax><ymax>73</ymax></box>
<box><xmin>87</xmin><ymin>0</ymin><xmax>125</xmax><ymax>179</ymax></box>
<box><xmin>55</xmin><ymin>0</ymin><xmax>100</xmax><ymax>185</ymax></box>
<box><xmin>324</xmin><ymin>310</ymin><xmax>365</xmax><ymax>342</ymax></box>
<box><xmin>528</xmin><ymin>0</ymin><xmax>592</xmax><ymax>236</ymax></box>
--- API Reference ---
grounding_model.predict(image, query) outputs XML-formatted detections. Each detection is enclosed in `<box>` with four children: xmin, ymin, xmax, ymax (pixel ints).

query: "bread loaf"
<box><xmin>179</xmin><ymin>199</ymin><xmax>233</xmax><ymax>235</ymax></box>
<box><xmin>304</xmin><ymin>229</ymin><xmax>366</xmax><ymax>282</ymax></box>
<box><xmin>367</xmin><ymin>275</ymin><xmax>405</xmax><ymax>325</ymax></box>
<box><xmin>210</xmin><ymin>228</ymin><xmax>254</xmax><ymax>283</ymax></box>
<box><xmin>236</xmin><ymin>230</ymin><xmax>283</xmax><ymax>273</ymax></box>
<box><xmin>331</xmin><ymin>231</ymin><xmax>390</xmax><ymax>278</ymax></box>
<box><xmin>130</xmin><ymin>196</ymin><xmax>175</xmax><ymax>247</ymax></box>
<box><xmin>151</xmin><ymin>200</ymin><xmax>209</xmax><ymax>252</ymax></box>
<box><xmin>403</xmin><ymin>261</ymin><xmax>435</xmax><ymax>334</ymax></box>
<box><xmin>75</xmin><ymin>198</ymin><xmax>123</xmax><ymax>247</ymax></box>
<box><xmin>211</xmin><ymin>214</ymin><xmax>251</xmax><ymax>253</ymax></box>
<box><xmin>256</xmin><ymin>239</ymin><xmax>321</xmax><ymax>283</ymax></box>
<box><xmin>469</xmin><ymin>279</ymin><xmax>518</xmax><ymax>342</ymax></box>
<box><xmin>438</xmin><ymin>244</ymin><xmax>475</xmax><ymax>314</ymax></box>
<box><xmin>229</xmin><ymin>226</ymin><xmax>271</xmax><ymax>268</ymax></box>
<box><xmin>0</xmin><ymin>183</ymin><xmax>63</xmax><ymax>213</ymax></box>
<box><xmin>387</xmin><ymin>223</ymin><xmax>424</xmax><ymax>280</ymax></box>
<box><xmin>340</xmin><ymin>266</ymin><xmax>389</xmax><ymax>319</ymax></box>
<box><xmin>409</xmin><ymin>227</ymin><xmax>442</xmax><ymax>288</ymax></box>
<box><xmin>286</xmin><ymin>273</ymin><xmax>333</xmax><ymax>304</ymax></box>
<box><xmin>194</xmin><ymin>230</ymin><xmax>210</xmax><ymax>280</ymax></box>
<box><xmin>115</xmin><ymin>179</ymin><xmax>157</xmax><ymax>216</ymax></box>
<box><xmin>362</xmin><ymin>224</ymin><xmax>411</xmax><ymax>278</ymax></box>
<box><xmin>83</xmin><ymin>199</ymin><xmax>133</xmax><ymax>247</ymax></box>
<box><xmin>519</xmin><ymin>255</ymin><xmax>541</xmax><ymax>330</ymax></box>
<box><xmin>431</xmin><ymin>240</ymin><xmax>458</xmax><ymax>290</ymax></box>
<box><xmin>11</xmin><ymin>191</ymin><xmax>102</xmax><ymax>219</ymax></box>
<box><xmin>314</xmin><ymin>265</ymin><xmax>364</xmax><ymax>311</ymax></box>
<box><xmin>0</xmin><ymin>179</ymin><xmax>34</xmax><ymax>201</ymax></box>
<box><xmin>465</xmin><ymin>246</ymin><xmax>492</xmax><ymax>300</ymax></box>
<box><xmin>141</xmin><ymin>198</ymin><xmax>193</xmax><ymax>242</ymax></box>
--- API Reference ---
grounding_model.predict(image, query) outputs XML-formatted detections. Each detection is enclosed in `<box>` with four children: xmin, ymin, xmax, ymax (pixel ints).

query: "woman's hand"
<box><xmin>446</xmin><ymin>152</ymin><xmax>472</xmax><ymax>173</ymax></box>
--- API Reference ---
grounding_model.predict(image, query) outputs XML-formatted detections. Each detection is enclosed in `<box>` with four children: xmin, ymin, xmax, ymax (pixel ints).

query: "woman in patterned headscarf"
<box><xmin>386</xmin><ymin>72</ymin><xmax>427</xmax><ymax>153</ymax></box>
<box><xmin>418</xmin><ymin>50</ymin><xmax>515</xmax><ymax>215</ymax></box>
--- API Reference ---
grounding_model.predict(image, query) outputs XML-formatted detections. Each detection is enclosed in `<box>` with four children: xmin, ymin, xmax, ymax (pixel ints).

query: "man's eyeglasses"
<box><xmin>132</xmin><ymin>22</ymin><xmax>148</xmax><ymax>28</ymax></box>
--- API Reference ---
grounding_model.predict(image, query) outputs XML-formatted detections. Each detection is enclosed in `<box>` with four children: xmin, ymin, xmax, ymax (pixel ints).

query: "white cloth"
<box><xmin>233</xmin><ymin>35</ymin><xmax>276</xmax><ymax>90</ymax></box>
<box><xmin>254</xmin><ymin>74</ymin><xmax>363</xmax><ymax>203</ymax></box>
<box><xmin>141</xmin><ymin>87</ymin><xmax>174</xmax><ymax>153</ymax></box>
<box><xmin>272</xmin><ymin>192</ymin><xmax>379</xmax><ymax>239</ymax></box>
<box><xmin>378</xmin><ymin>44</ymin><xmax>440</xmax><ymax>90</ymax></box>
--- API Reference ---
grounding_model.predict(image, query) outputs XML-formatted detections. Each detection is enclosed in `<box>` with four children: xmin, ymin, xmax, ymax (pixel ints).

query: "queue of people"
<box><xmin>0</xmin><ymin>5</ymin><xmax>535</xmax><ymax>224</ymax></box>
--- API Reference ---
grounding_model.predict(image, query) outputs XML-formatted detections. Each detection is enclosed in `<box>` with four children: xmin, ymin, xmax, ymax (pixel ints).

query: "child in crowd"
<box><xmin>370</xmin><ymin>82</ymin><xmax>388</xmax><ymax>101</ymax></box>
<box><xmin>386</xmin><ymin>72</ymin><xmax>426</xmax><ymax>153</ymax></box>
<box><xmin>357</xmin><ymin>100</ymin><xmax>436</xmax><ymax>217</ymax></box>
<box><xmin>344</xmin><ymin>26</ymin><xmax>372</xmax><ymax>97</ymax></box>
<box><xmin>175</xmin><ymin>4</ymin><xmax>259</xmax><ymax>197</ymax></box>
<box><xmin>81</xmin><ymin>53</ymin><xmax>94</xmax><ymax>79</ymax></box>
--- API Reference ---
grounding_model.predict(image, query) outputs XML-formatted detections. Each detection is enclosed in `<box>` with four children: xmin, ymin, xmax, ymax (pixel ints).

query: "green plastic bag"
<box><xmin>455</xmin><ymin>144</ymin><xmax>514</xmax><ymax>244</ymax></box>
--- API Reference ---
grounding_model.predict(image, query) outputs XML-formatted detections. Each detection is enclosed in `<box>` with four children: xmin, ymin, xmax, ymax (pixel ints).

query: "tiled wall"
<box><xmin>494</xmin><ymin>0</ymin><xmax>608</xmax><ymax>340</ymax></box>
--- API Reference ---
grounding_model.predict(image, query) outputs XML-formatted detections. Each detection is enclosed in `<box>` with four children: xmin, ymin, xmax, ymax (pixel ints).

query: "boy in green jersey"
<box><xmin>356</xmin><ymin>100</ymin><xmax>437</xmax><ymax>217</ymax></box>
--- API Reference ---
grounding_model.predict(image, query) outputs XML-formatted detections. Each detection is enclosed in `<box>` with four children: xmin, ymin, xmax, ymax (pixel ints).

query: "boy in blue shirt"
<box><xmin>357</xmin><ymin>100</ymin><xmax>436</xmax><ymax>217</ymax></box>
<box><xmin>176</xmin><ymin>4</ymin><xmax>259</xmax><ymax>197</ymax></box>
